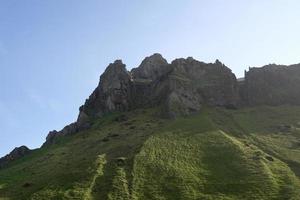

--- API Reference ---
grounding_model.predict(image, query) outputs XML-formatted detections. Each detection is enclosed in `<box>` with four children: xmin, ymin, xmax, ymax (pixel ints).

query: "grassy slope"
<box><xmin>1</xmin><ymin>106</ymin><xmax>300</xmax><ymax>199</ymax></box>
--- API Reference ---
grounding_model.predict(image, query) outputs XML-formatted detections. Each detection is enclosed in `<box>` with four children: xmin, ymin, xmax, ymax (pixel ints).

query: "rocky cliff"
<box><xmin>44</xmin><ymin>54</ymin><xmax>300</xmax><ymax>145</ymax></box>
<box><xmin>2</xmin><ymin>53</ymin><xmax>300</xmax><ymax>164</ymax></box>
<box><xmin>41</xmin><ymin>54</ymin><xmax>240</xmax><ymax>146</ymax></box>
<box><xmin>240</xmin><ymin>63</ymin><xmax>300</xmax><ymax>106</ymax></box>
<box><xmin>0</xmin><ymin>146</ymin><xmax>30</xmax><ymax>168</ymax></box>
<box><xmin>79</xmin><ymin>54</ymin><xmax>238</xmax><ymax>119</ymax></box>
<box><xmin>41</xmin><ymin>55</ymin><xmax>300</xmax><ymax>146</ymax></box>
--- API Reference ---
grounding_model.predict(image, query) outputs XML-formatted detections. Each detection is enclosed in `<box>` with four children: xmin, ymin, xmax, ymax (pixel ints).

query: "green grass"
<box><xmin>1</xmin><ymin>106</ymin><xmax>300</xmax><ymax>199</ymax></box>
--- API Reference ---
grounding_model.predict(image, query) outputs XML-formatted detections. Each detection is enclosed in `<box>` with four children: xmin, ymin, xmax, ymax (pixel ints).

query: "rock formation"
<box><xmin>41</xmin><ymin>54</ymin><xmax>240</xmax><ymax>145</ymax></box>
<box><xmin>131</xmin><ymin>53</ymin><xmax>169</xmax><ymax>80</ymax></box>
<box><xmin>240</xmin><ymin>64</ymin><xmax>300</xmax><ymax>105</ymax></box>
<box><xmin>0</xmin><ymin>146</ymin><xmax>30</xmax><ymax>168</ymax></box>
<box><xmin>78</xmin><ymin>54</ymin><xmax>239</xmax><ymax>118</ymax></box>
<box><xmin>3</xmin><ymin>53</ymin><xmax>300</xmax><ymax>167</ymax></box>
<box><xmin>80</xmin><ymin>60</ymin><xmax>132</xmax><ymax>118</ymax></box>
<box><xmin>3</xmin><ymin>53</ymin><xmax>300</xmax><ymax>165</ymax></box>
<box><xmin>37</xmin><ymin>54</ymin><xmax>300</xmax><ymax>146</ymax></box>
<box><xmin>163</xmin><ymin>58</ymin><xmax>238</xmax><ymax>117</ymax></box>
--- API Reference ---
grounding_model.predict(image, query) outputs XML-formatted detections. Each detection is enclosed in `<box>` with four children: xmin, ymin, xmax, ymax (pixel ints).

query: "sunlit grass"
<box><xmin>0</xmin><ymin>106</ymin><xmax>300</xmax><ymax>199</ymax></box>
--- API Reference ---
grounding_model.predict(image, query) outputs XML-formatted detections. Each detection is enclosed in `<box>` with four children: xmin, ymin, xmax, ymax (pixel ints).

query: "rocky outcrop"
<box><xmin>131</xmin><ymin>53</ymin><xmax>169</xmax><ymax>80</ymax></box>
<box><xmin>240</xmin><ymin>64</ymin><xmax>300</xmax><ymax>105</ymax></box>
<box><xmin>0</xmin><ymin>146</ymin><xmax>30</xmax><ymax>168</ymax></box>
<box><xmin>43</xmin><ymin>60</ymin><xmax>132</xmax><ymax>146</ymax></box>
<box><xmin>43</xmin><ymin>54</ymin><xmax>240</xmax><ymax>145</ymax></box>
<box><xmin>80</xmin><ymin>60</ymin><xmax>132</xmax><ymax>118</ymax></box>
<box><xmin>161</xmin><ymin>58</ymin><xmax>239</xmax><ymax>117</ymax></box>
<box><xmin>42</xmin><ymin>53</ymin><xmax>300</xmax><ymax>146</ymax></box>
<box><xmin>79</xmin><ymin>55</ymin><xmax>239</xmax><ymax>119</ymax></box>
<box><xmin>43</xmin><ymin>130</ymin><xmax>59</xmax><ymax>146</ymax></box>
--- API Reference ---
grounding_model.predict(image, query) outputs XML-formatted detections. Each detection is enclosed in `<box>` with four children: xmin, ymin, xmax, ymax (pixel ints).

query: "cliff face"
<box><xmin>158</xmin><ymin>58</ymin><xmax>239</xmax><ymax>117</ymax></box>
<box><xmin>3</xmin><ymin>53</ymin><xmax>300</xmax><ymax>167</ymax></box>
<box><xmin>240</xmin><ymin>64</ymin><xmax>300</xmax><ymax>106</ymax></box>
<box><xmin>41</xmin><ymin>54</ymin><xmax>239</xmax><ymax>145</ymax></box>
<box><xmin>80</xmin><ymin>60</ymin><xmax>132</xmax><ymax>117</ymax></box>
<box><xmin>78</xmin><ymin>54</ymin><xmax>239</xmax><ymax>120</ymax></box>
<box><xmin>42</xmin><ymin>54</ymin><xmax>300</xmax><ymax>146</ymax></box>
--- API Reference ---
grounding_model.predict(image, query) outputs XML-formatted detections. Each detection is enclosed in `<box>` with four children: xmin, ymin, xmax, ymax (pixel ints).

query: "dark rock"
<box><xmin>44</xmin><ymin>130</ymin><xmax>59</xmax><ymax>146</ymax></box>
<box><xmin>22</xmin><ymin>182</ymin><xmax>33</xmax><ymax>188</ymax></box>
<box><xmin>60</xmin><ymin>122</ymin><xmax>78</xmax><ymax>135</ymax></box>
<box><xmin>81</xmin><ymin>60</ymin><xmax>132</xmax><ymax>118</ymax></box>
<box><xmin>160</xmin><ymin>58</ymin><xmax>239</xmax><ymax>117</ymax></box>
<box><xmin>241</xmin><ymin>64</ymin><xmax>300</xmax><ymax>105</ymax></box>
<box><xmin>77</xmin><ymin>110</ymin><xmax>90</xmax><ymax>128</ymax></box>
<box><xmin>109</xmin><ymin>133</ymin><xmax>119</xmax><ymax>137</ymax></box>
<box><xmin>115</xmin><ymin>157</ymin><xmax>126</xmax><ymax>166</ymax></box>
<box><xmin>114</xmin><ymin>114</ymin><xmax>128</xmax><ymax>122</ymax></box>
<box><xmin>0</xmin><ymin>146</ymin><xmax>31</xmax><ymax>168</ymax></box>
<box><xmin>265</xmin><ymin>156</ymin><xmax>274</xmax><ymax>162</ymax></box>
<box><xmin>44</xmin><ymin>113</ymin><xmax>93</xmax><ymax>146</ymax></box>
<box><xmin>79</xmin><ymin>54</ymin><xmax>239</xmax><ymax>119</ymax></box>
<box><xmin>42</xmin><ymin>123</ymin><xmax>78</xmax><ymax>147</ymax></box>
<box><xmin>276</xmin><ymin>124</ymin><xmax>292</xmax><ymax>132</ymax></box>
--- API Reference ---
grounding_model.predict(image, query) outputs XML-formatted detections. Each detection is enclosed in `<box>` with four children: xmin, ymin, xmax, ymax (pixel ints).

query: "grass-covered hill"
<box><xmin>2</xmin><ymin>55</ymin><xmax>300</xmax><ymax>199</ymax></box>
<box><xmin>1</xmin><ymin>105</ymin><xmax>300</xmax><ymax>200</ymax></box>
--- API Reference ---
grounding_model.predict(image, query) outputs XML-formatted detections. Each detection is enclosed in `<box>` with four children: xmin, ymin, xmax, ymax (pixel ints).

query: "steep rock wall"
<box><xmin>241</xmin><ymin>64</ymin><xmax>300</xmax><ymax>105</ymax></box>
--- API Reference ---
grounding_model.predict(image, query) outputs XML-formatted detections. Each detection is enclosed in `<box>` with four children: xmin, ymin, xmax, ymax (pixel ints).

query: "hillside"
<box><xmin>1</xmin><ymin>54</ymin><xmax>300</xmax><ymax>199</ymax></box>
<box><xmin>1</xmin><ymin>106</ymin><xmax>300</xmax><ymax>199</ymax></box>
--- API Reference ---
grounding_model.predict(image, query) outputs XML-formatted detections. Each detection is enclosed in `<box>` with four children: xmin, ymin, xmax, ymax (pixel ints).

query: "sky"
<box><xmin>1</xmin><ymin>0</ymin><xmax>300</xmax><ymax>157</ymax></box>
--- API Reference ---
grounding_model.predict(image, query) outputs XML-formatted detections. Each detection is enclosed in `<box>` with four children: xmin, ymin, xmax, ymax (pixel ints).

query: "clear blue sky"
<box><xmin>1</xmin><ymin>0</ymin><xmax>300</xmax><ymax>157</ymax></box>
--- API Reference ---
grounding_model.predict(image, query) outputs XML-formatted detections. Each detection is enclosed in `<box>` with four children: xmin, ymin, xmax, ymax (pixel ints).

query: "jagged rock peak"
<box><xmin>101</xmin><ymin>60</ymin><xmax>129</xmax><ymax>83</ymax></box>
<box><xmin>43</xmin><ymin>59</ymin><xmax>133</xmax><ymax>147</ymax></box>
<box><xmin>34</xmin><ymin>54</ymin><xmax>300</xmax><ymax>148</ymax></box>
<box><xmin>0</xmin><ymin>146</ymin><xmax>31</xmax><ymax>168</ymax></box>
<box><xmin>215</xmin><ymin>59</ymin><xmax>227</xmax><ymax>67</ymax></box>
<box><xmin>79</xmin><ymin>58</ymin><xmax>132</xmax><ymax>119</ymax></box>
<box><xmin>100</xmin><ymin>59</ymin><xmax>130</xmax><ymax>85</ymax></box>
<box><xmin>43</xmin><ymin>54</ymin><xmax>241</xmax><ymax>146</ymax></box>
<box><xmin>131</xmin><ymin>53</ymin><xmax>169</xmax><ymax>80</ymax></box>
<box><xmin>113</xmin><ymin>59</ymin><xmax>123</xmax><ymax>64</ymax></box>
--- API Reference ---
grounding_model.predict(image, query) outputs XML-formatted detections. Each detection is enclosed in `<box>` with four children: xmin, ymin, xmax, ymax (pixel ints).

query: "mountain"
<box><xmin>1</xmin><ymin>54</ymin><xmax>300</xmax><ymax>200</ymax></box>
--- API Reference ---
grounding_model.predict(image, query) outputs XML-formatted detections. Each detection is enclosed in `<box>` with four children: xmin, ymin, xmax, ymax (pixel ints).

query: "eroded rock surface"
<box><xmin>131</xmin><ymin>53</ymin><xmax>169</xmax><ymax>80</ymax></box>
<box><xmin>44</xmin><ymin>54</ymin><xmax>241</xmax><ymax>145</ymax></box>
<box><xmin>43</xmin><ymin>54</ymin><xmax>300</xmax><ymax>146</ymax></box>
<box><xmin>80</xmin><ymin>60</ymin><xmax>132</xmax><ymax>118</ymax></box>
<box><xmin>240</xmin><ymin>64</ymin><xmax>300</xmax><ymax>105</ymax></box>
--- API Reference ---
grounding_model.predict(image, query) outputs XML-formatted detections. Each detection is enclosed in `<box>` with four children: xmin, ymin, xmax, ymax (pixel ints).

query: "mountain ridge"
<box><xmin>2</xmin><ymin>53</ymin><xmax>300</xmax><ymax>162</ymax></box>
